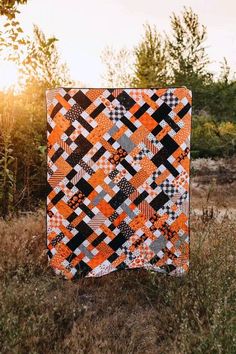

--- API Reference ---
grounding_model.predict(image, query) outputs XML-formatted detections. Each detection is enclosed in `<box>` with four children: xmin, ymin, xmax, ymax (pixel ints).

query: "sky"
<box><xmin>0</xmin><ymin>0</ymin><xmax>235</xmax><ymax>89</ymax></box>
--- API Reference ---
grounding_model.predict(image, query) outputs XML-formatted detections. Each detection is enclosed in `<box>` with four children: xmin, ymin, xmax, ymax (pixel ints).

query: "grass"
<box><xmin>0</xmin><ymin>193</ymin><xmax>236</xmax><ymax>353</ymax></box>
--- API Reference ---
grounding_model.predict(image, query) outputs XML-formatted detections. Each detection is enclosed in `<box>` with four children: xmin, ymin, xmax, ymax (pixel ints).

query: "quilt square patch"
<box><xmin>46</xmin><ymin>87</ymin><xmax>192</xmax><ymax>279</ymax></box>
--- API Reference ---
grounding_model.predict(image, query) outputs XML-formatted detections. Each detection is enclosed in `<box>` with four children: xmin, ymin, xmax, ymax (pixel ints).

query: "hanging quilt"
<box><xmin>46</xmin><ymin>87</ymin><xmax>192</xmax><ymax>280</ymax></box>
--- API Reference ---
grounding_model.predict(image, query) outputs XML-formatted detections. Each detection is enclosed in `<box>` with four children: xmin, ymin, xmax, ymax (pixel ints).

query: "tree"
<box><xmin>191</xmin><ymin>113</ymin><xmax>236</xmax><ymax>158</ymax></box>
<box><xmin>167</xmin><ymin>7</ymin><xmax>212</xmax><ymax>86</ymax></box>
<box><xmin>22</xmin><ymin>25</ymin><xmax>73</xmax><ymax>87</ymax></box>
<box><xmin>132</xmin><ymin>23</ymin><xmax>168</xmax><ymax>87</ymax></box>
<box><xmin>0</xmin><ymin>19</ymin><xmax>73</xmax><ymax>214</ymax></box>
<box><xmin>101</xmin><ymin>46</ymin><xmax>133</xmax><ymax>87</ymax></box>
<box><xmin>201</xmin><ymin>59</ymin><xmax>236</xmax><ymax>122</ymax></box>
<box><xmin>0</xmin><ymin>0</ymin><xmax>27</xmax><ymax>19</ymax></box>
<box><xmin>0</xmin><ymin>19</ymin><xmax>73</xmax><ymax>88</ymax></box>
<box><xmin>219</xmin><ymin>57</ymin><xmax>231</xmax><ymax>85</ymax></box>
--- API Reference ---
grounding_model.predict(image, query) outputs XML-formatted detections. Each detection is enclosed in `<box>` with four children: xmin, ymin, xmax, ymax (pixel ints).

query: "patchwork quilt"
<box><xmin>46</xmin><ymin>87</ymin><xmax>192</xmax><ymax>280</ymax></box>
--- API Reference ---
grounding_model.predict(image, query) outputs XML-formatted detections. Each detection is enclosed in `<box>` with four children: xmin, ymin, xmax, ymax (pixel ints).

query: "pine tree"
<box><xmin>167</xmin><ymin>7</ymin><xmax>212</xmax><ymax>87</ymax></box>
<box><xmin>132</xmin><ymin>23</ymin><xmax>168</xmax><ymax>87</ymax></box>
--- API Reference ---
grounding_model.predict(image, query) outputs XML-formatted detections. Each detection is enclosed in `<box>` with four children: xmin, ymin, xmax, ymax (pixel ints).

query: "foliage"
<box><xmin>0</xmin><ymin>96</ymin><xmax>15</xmax><ymax>218</ymax></box>
<box><xmin>0</xmin><ymin>19</ymin><xmax>73</xmax><ymax>88</ymax></box>
<box><xmin>191</xmin><ymin>113</ymin><xmax>236</xmax><ymax>158</ymax></box>
<box><xmin>0</xmin><ymin>18</ymin><xmax>26</xmax><ymax>65</ymax></box>
<box><xmin>101</xmin><ymin>45</ymin><xmax>133</xmax><ymax>87</ymax></box>
<box><xmin>0</xmin><ymin>0</ymin><xmax>27</xmax><ymax>19</ymax></box>
<box><xmin>201</xmin><ymin>61</ymin><xmax>236</xmax><ymax>121</ymax></box>
<box><xmin>20</xmin><ymin>25</ymin><xmax>73</xmax><ymax>87</ymax></box>
<box><xmin>131</xmin><ymin>23</ymin><xmax>168</xmax><ymax>87</ymax></box>
<box><xmin>0</xmin><ymin>19</ymin><xmax>73</xmax><ymax>215</ymax></box>
<box><xmin>0</xmin><ymin>87</ymin><xmax>46</xmax><ymax>213</ymax></box>
<box><xmin>167</xmin><ymin>6</ymin><xmax>212</xmax><ymax>87</ymax></box>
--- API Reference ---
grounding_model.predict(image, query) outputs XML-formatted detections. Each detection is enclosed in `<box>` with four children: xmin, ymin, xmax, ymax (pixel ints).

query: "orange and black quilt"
<box><xmin>46</xmin><ymin>87</ymin><xmax>192</xmax><ymax>279</ymax></box>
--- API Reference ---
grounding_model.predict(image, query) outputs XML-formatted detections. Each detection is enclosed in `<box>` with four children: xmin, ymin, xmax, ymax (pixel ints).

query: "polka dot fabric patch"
<box><xmin>46</xmin><ymin>87</ymin><xmax>192</xmax><ymax>280</ymax></box>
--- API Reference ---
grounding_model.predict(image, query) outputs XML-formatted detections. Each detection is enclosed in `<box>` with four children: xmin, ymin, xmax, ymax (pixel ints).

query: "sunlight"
<box><xmin>0</xmin><ymin>60</ymin><xmax>19</xmax><ymax>91</ymax></box>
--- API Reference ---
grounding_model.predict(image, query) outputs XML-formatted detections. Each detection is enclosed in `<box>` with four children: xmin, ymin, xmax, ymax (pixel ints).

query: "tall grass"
<box><xmin>0</xmin><ymin>106</ymin><xmax>15</xmax><ymax>218</ymax></box>
<box><xmin>0</xmin><ymin>204</ymin><xmax>235</xmax><ymax>353</ymax></box>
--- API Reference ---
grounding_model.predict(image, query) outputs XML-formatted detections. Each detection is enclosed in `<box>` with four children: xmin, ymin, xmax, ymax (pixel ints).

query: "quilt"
<box><xmin>46</xmin><ymin>87</ymin><xmax>192</xmax><ymax>280</ymax></box>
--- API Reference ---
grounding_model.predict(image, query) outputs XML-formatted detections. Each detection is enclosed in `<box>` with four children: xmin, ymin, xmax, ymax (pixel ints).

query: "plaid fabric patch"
<box><xmin>46</xmin><ymin>87</ymin><xmax>192</xmax><ymax>279</ymax></box>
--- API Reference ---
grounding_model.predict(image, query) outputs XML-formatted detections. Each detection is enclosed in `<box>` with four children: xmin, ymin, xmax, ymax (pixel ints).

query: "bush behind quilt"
<box><xmin>46</xmin><ymin>87</ymin><xmax>192</xmax><ymax>280</ymax></box>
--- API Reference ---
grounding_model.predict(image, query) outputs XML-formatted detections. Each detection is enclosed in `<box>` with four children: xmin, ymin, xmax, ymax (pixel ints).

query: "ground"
<box><xmin>0</xmin><ymin>158</ymin><xmax>236</xmax><ymax>354</ymax></box>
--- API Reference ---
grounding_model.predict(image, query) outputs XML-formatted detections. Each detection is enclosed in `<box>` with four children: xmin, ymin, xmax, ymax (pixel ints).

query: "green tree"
<box><xmin>202</xmin><ymin>59</ymin><xmax>236</xmax><ymax>122</ymax></box>
<box><xmin>191</xmin><ymin>113</ymin><xmax>236</xmax><ymax>158</ymax></box>
<box><xmin>132</xmin><ymin>23</ymin><xmax>168</xmax><ymax>87</ymax></box>
<box><xmin>167</xmin><ymin>7</ymin><xmax>212</xmax><ymax>89</ymax></box>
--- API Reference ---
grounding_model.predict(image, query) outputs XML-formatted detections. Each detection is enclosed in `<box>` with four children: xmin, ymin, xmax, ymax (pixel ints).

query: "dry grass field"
<box><xmin>0</xmin><ymin>159</ymin><xmax>236</xmax><ymax>354</ymax></box>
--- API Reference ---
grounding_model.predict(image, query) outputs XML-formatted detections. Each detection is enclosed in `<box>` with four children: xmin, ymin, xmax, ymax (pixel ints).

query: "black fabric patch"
<box><xmin>51</xmin><ymin>102</ymin><xmax>62</xmax><ymax>118</ymax></box>
<box><xmin>74</xmin><ymin>260</ymin><xmax>92</xmax><ymax>278</ymax></box>
<box><xmin>90</xmin><ymin>103</ymin><xmax>106</xmax><ymax>118</ymax></box>
<box><xmin>117</xmin><ymin>91</ymin><xmax>136</xmax><ymax>110</ymax></box>
<box><xmin>109</xmin><ymin>190</ymin><xmax>127</xmax><ymax>209</ymax></box>
<box><xmin>76</xmin><ymin>178</ymin><xmax>93</xmax><ymax>196</ymax></box>
<box><xmin>177</xmin><ymin>103</ymin><xmax>191</xmax><ymax>118</ymax></box>
<box><xmin>92</xmin><ymin>232</ymin><xmax>107</xmax><ymax>247</ymax></box>
<box><xmin>51</xmin><ymin>191</ymin><xmax>65</xmax><ymax>205</ymax></box>
<box><xmin>150</xmin><ymin>191</ymin><xmax>169</xmax><ymax>211</ymax></box>
<box><xmin>134</xmin><ymin>103</ymin><xmax>150</xmax><ymax>118</ymax></box>
<box><xmin>108</xmin><ymin>232</ymin><xmax>126</xmax><ymax>251</ymax></box>
<box><xmin>161</xmin><ymin>134</ymin><xmax>179</xmax><ymax>155</ymax></box>
<box><xmin>92</xmin><ymin>146</ymin><xmax>106</xmax><ymax>162</ymax></box>
<box><xmin>152</xmin><ymin>103</ymin><xmax>172</xmax><ymax>123</ymax></box>
<box><xmin>133</xmin><ymin>191</ymin><xmax>149</xmax><ymax>205</ymax></box>
<box><xmin>73</xmin><ymin>90</ymin><xmax>92</xmax><ymax>109</ymax></box>
<box><xmin>51</xmin><ymin>147</ymin><xmax>64</xmax><ymax>163</ymax></box>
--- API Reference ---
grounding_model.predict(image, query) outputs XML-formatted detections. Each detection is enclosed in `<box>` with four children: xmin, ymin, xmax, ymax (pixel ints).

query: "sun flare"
<box><xmin>0</xmin><ymin>60</ymin><xmax>19</xmax><ymax>91</ymax></box>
